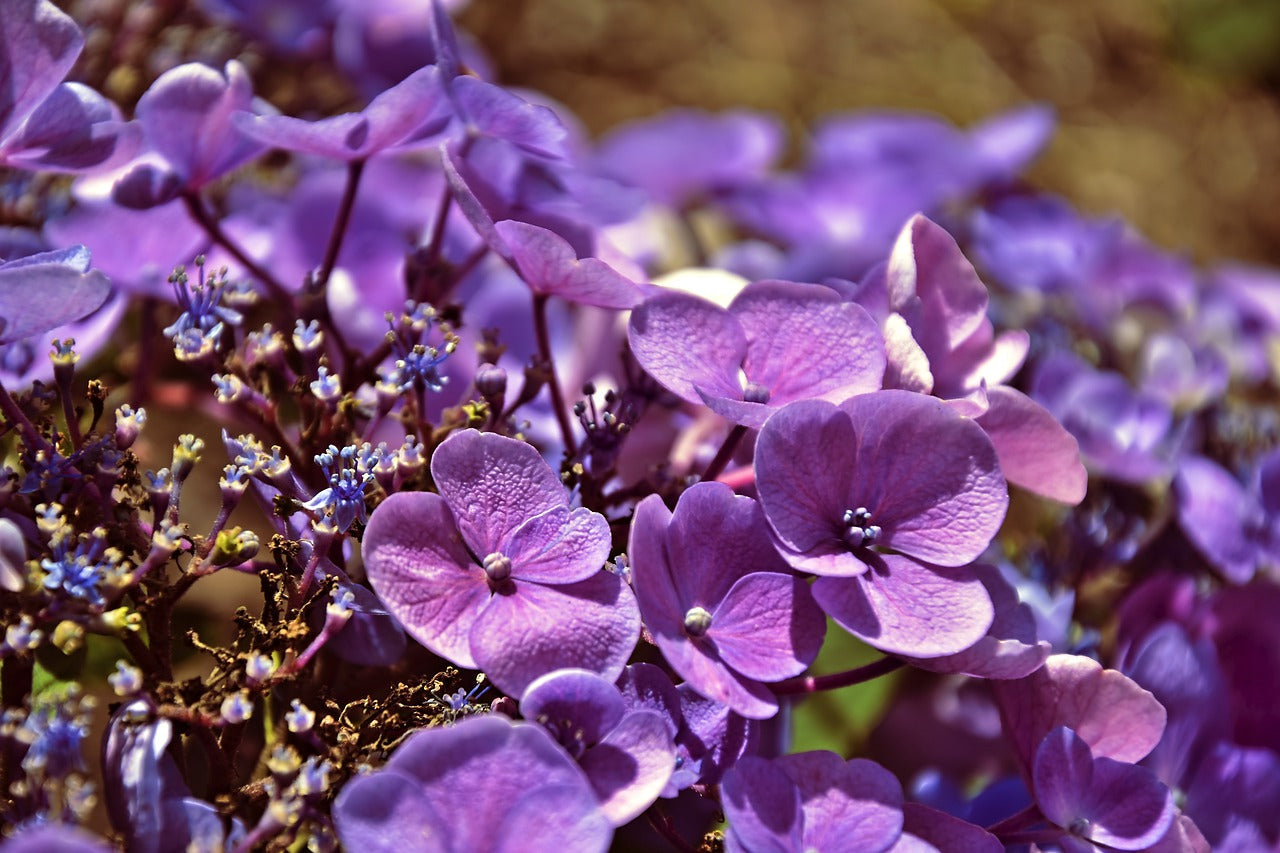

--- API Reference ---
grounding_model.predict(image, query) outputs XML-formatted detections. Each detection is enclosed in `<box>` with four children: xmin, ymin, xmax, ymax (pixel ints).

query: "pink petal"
<box><xmin>886</xmin><ymin>215</ymin><xmax>989</xmax><ymax>361</ymax></box>
<box><xmin>976</xmin><ymin>386</ymin><xmax>1087</xmax><ymax>505</ymax></box>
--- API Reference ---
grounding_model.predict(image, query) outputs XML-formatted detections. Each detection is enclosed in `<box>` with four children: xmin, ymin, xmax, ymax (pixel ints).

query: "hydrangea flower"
<box><xmin>333</xmin><ymin>715</ymin><xmax>613</xmax><ymax>852</ymax></box>
<box><xmin>519</xmin><ymin>668</ymin><xmax>675</xmax><ymax>824</ymax></box>
<box><xmin>755</xmin><ymin>391</ymin><xmax>1003</xmax><ymax>656</ymax></box>
<box><xmin>0</xmin><ymin>0</ymin><xmax>135</xmax><ymax>174</ymax></box>
<box><xmin>362</xmin><ymin>429</ymin><xmax>639</xmax><ymax>694</ymax></box>
<box><xmin>629</xmin><ymin>279</ymin><xmax>885</xmax><ymax>428</ymax></box>
<box><xmin>1174</xmin><ymin>449</ymin><xmax>1280</xmax><ymax>584</ymax></box>
<box><xmin>629</xmin><ymin>482</ymin><xmax>825</xmax><ymax>718</ymax></box>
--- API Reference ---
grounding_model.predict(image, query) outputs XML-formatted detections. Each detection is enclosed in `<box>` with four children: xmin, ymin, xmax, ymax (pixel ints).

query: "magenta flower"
<box><xmin>333</xmin><ymin>715</ymin><xmax>613</xmax><ymax>853</ymax></box>
<box><xmin>362</xmin><ymin>429</ymin><xmax>639</xmax><ymax>694</ymax></box>
<box><xmin>629</xmin><ymin>482</ymin><xmax>826</xmax><ymax>719</ymax></box>
<box><xmin>755</xmin><ymin>392</ymin><xmax>1004</xmax><ymax>656</ymax></box>
<box><xmin>629</xmin><ymin>280</ymin><xmax>885</xmax><ymax>428</ymax></box>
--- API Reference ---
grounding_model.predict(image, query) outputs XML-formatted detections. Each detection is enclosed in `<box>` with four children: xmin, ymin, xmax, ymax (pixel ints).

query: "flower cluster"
<box><xmin>0</xmin><ymin>1</ymin><xmax>1274</xmax><ymax>851</ymax></box>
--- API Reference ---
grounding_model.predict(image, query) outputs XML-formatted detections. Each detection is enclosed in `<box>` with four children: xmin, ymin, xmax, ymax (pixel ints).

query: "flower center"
<box><xmin>742</xmin><ymin>381</ymin><xmax>771</xmax><ymax>404</ymax></box>
<box><xmin>483</xmin><ymin>552</ymin><xmax>513</xmax><ymax>582</ymax></box>
<box><xmin>683</xmin><ymin>606</ymin><xmax>712</xmax><ymax>637</ymax></box>
<box><xmin>841</xmin><ymin>506</ymin><xmax>881</xmax><ymax>549</ymax></box>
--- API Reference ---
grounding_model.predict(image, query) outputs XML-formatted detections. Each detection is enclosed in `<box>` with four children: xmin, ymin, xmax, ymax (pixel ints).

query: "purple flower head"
<box><xmin>333</xmin><ymin>714</ymin><xmax>613</xmax><ymax>853</ymax></box>
<box><xmin>1032</xmin><ymin>726</ymin><xmax>1175</xmax><ymax>852</ymax></box>
<box><xmin>0</xmin><ymin>825</ymin><xmax>114</xmax><ymax>852</ymax></box>
<box><xmin>593</xmin><ymin>108</ymin><xmax>784</xmax><ymax>207</ymax></box>
<box><xmin>628</xmin><ymin>482</ymin><xmax>826</xmax><ymax>719</ymax></box>
<box><xmin>969</xmin><ymin>194</ymin><xmax>1123</xmax><ymax>294</ymax></box>
<box><xmin>755</xmin><ymin>392</ymin><xmax>1004</xmax><ymax>655</ymax></box>
<box><xmin>993</xmin><ymin>654</ymin><xmax>1168</xmax><ymax>782</ymax></box>
<box><xmin>494</xmin><ymin>219</ymin><xmax>643</xmax><ymax>309</ymax></box>
<box><xmin>362</xmin><ymin>429</ymin><xmax>639</xmax><ymax>694</ymax></box>
<box><xmin>115</xmin><ymin>60</ymin><xmax>265</xmax><ymax>206</ymax></box>
<box><xmin>1034</xmin><ymin>349</ymin><xmax>1177</xmax><ymax>484</ymax></box>
<box><xmin>722</xmin><ymin>752</ymin><xmax>906</xmax><ymax>853</ymax></box>
<box><xmin>1174</xmin><ymin>450</ymin><xmax>1280</xmax><ymax>584</ymax></box>
<box><xmin>1137</xmin><ymin>331</ymin><xmax>1229</xmax><ymax>412</ymax></box>
<box><xmin>629</xmin><ymin>280</ymin><xmax>885</xmax><ymax>429</ymax></box>
<box><xmin>519</xmin><ymin>668</ymin><xmax>676</xmax><ymax>825</ymax></box>
<box><xmin>0</xmin><ymin>245</ymin><xmax>111</xmax><ymax>345</ymax></box>
<box><xmin>232</xmin><ymin>65</ymin><xmax>448</xmax><ymax>161</ymax></box>
<box><xmin>0</xmin><ymin>0</ymin><xmax>136</xmax><ymax>174</ymax></box>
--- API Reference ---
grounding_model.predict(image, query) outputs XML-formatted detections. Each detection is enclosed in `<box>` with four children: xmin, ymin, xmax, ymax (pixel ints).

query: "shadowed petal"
<box><xmin>780</xmin><ymin>753</ymin><xmax>904</xmax><ymax>853</ymax></box>
<box><xmin>0</xmin><ymin>0</ymin><xmax>84</xmax><ymax>142</ymax></box>
<box><xmin>723</xmin><ymin>756</ymin><xmax>804</xmax><ymax>853</ymax></box>
<box><xmin>0</xmin><ymin>247</ymin><xmax>111</xmax><ymax>344</ymax></box>
<box><xmin>521</xmin><ymin>668</ymin><xmax>626</xmax><ymax>748</ymax></box>
<box><xmin>900</xmin><ymin>803</ymin><xmax>1002</xmax><ymax>853</ymax></box>
<box><xmin>361</xmin><ymin>491</ymin><xmax>488</xmax><ymax>669</ymax></box>
<box><xmin>813</xmin><ymin>554</ymin><xmax>994</xmax><ymax>657</ymax></box>
<box><xmin>470</xmin><ymin>571</ymin><xmax>640</xmax><ymax>695</ymax></box>
<box><xmin>332</xmin><ymin>768</ymin><xmax>451</xmax><ymax>853</ymax></box>
<box><xmin>628</xmin><ymin>290</ymin><xmax>747</xmax><ymax>405</ymax></box>
<box><xmin>887</xmin><ymin>215</ymin><xmax>989</xmax><ymax>360</ymax></box>
<box><xmin>580</xmin><ymin>709</ymin><xmax>677</xmax><ymax>825</ymax></box>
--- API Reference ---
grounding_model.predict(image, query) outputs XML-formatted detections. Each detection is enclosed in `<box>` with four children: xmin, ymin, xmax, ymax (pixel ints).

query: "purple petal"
<box><xmin>2</xmin><ymin>82</ymin><xmax>136</xmax><ymax>173</ymax></box>
<box><xmin>886</xmin><ymin>215</ymin><xmax>989</xmax><ymax>361</ymax></box>
<box><xmin>440</xmin><ymin>140</ymin><xmax>508</xmax><ymax>257</ymax></box>
<box><xmin>1032</xmin><ymin>726</ymin><xmax>1096</xmax><ymax>831</ymax></box>
<box><xmin>778</xmin><ymin>753</ymin><xmax>904</xmax><ymax>853</ymax></box>
<box><xmin>135</xmin><ymin>60</ymin><xmax>263</xmax><ymax>187</ymax></box>
<box><xmin>580</xmin><ymin>709</ymin><xmax>677</xmax><ymax>825</ymax></box>
<box><xmin>521</xmin><ymin>668</ymin><xmax>627</xmax><ymax>748</ymax></box>
<box><xmin>0</xmin><ymin>824</ymin><xmax>114</xmax><ymax>853</ymax></box>
<box><xmin>490</xmin><ymin>783</ymin><xmax>613</xmax><ymax>853</ymax></box>
<box><xmin>505</xmin><ymin>505</ymin><xmax>612</xmax><ymax>584</ymax></box>
<box><xmin>968</xmin><ymin>103</ymin><xmax>1055</xmax><ymax>180</ymax></box>
<box><xmin>332</xmin><ymin>768</ymin><xmax>452</xmax><ymax>853</ymax></box>
<box><xmin>628</xmin><ymin>290</ymin><xmax>747</xmax><ymax>406</ymax></box>
<box><xmin>812</xmin><ymin>553</ymin><xmax>994</xmax><ymax>657</ymax></box>
<box><xmin>449</xmin><ymin>75</ymin><xmax>568</xmax><ymax>160</ymax></box>
<box><xmin>882</xmin><ymin>312</ymin><xmax>934</xmax><ymax>393</ymax></box>
<box><xmin>0</xmin><ymin>248</ymin><xmax>111</xmax><ymax>344</ymax></box>
<box><xmin>731</xmin><ymin>279</ymin><xmax>885</xmax><ymax>405</ymax></box>
<box><xmin>976</xmin><ymin>386</ymin><xmax>1087</xmax><ymax>505</ymax></box>
<box><xmin>1174</xmin><ymin>456</ymin><xmax>1256</xmax><ymax>583</ymax></box>
<box><xmin>712</xmin><ymin>572</ymin><xmax>825</xmax><ymax>681</ymax></box>
<box><xmin>755</xmin><ymin>399</ymin><xmax>863</xmax><ymax>576</ymax></box>
<box><xmin>906</xmin><ymin>562</ymin><xmax>1050</xmax><ymax>679</ymax></box>
<box><xmin>678</xmin><ymin>685</ymin><xmax>759</xmax><ymax>784</ymax></box>
<box><xmin>469</xmin><ymin>571</ymin><xmax>640</xmax><ymax>696</ymax></box>
<box><xmin>361</xmin><ymin>490</ymin><xmax>489</xmax><ymax>668</ymax></box>
<box><xmin>616</xmin><ymin>663</ymin><xmax>683</xmax><ymax>737</ymax></box>
<box><xmin>1084</xmin><ymin>757</ymin><xmax>1175</xmax><ymax>849</ymax></box>
<box><xmin>233</xmin><ymin>65</ymin><xmax>444</xmax><ymax>160</ymax></box>
<box><xmin>900</xmin><ymin>803</ymin><xmax>1003</xmax><ymax>853</ymax></box>
<box><xmin>0</xmin><ymin>0</ymin><xmax>84</xmax><ymax>142</ymax></box>
<box><xmin>993</xmin><ymin>654</ymin><xmax>1168</xmax><ymax>775</ymax></box>
<box><xmin>722</xmin><ymin>756</ymin><xmax>805</xmax><ymax>853</ymax></box>
<box><xmin>430</xmin><ymin>429</ymin><xmax>568</xmax><ymax>556</ymax></box>
<box><xmin>496</xmin><ymin>219</ymin><xmax>641</xmax><ymax>308</ymax></box>
<box><xmin>839</xmin><ymin>390</ymin><xmax>1008</xmax><ymax>566</ymax></box>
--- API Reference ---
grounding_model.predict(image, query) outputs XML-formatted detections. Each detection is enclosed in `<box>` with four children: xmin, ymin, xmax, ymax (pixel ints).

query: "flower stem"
<box><xmin>316</xmin><ymin>159</ymin><xmax>365</xmax><ymax>291</ymax></box>
<box><xmin>181</xmin><ymin>191</ymin><xmax>292</xmax><ymax>304</ymax></box>
<box><xmin>532</xmin><ymin>293</ymin><xmax>577</xmax><ymax>456</ymax></box>
<box><xmin>702</xmin><ymin>424</ymin><xmax>747</xmax><ymax>482</ymax></box>
<box><xmin>0</xmin><ymin>380</ymin><xmax>49</xmax><ymax>452</ymax></box>
<box><xmin>772</xmin><ymin>655</ymin><xmax>904</xmax><ymax>695</ymax></box>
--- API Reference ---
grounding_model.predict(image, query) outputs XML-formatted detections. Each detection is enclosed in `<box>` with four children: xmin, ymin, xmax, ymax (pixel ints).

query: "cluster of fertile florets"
<box><xmin>0</xmin><ymin>0</ymin><xmax>1274</xmax><ymax>851</ymax></box>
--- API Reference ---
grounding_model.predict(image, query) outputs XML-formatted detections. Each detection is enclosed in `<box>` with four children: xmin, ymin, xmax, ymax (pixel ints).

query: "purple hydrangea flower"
<box><xmin>1174</xmin><ymin>449</ymin><xmax>1280</xmax><ymax>584</ymax></box>
<box><xmin>629</xmin><ymin>482</ymin><xmax>826</xmax><ymax>719</ymax></box>
<box><xmin>629</xmin><ymin>280</ymin><xmax>884</xmax><ymax>429</ymax></box>
<box><xmin>0</xmin><ymin>246</ymin><xmax>111</xmax><ymax>345</ymax></box>
<box><xmin>362</xmin><ymin>429</ymin><xmax>639</xmax><ymax>694</ymax></box>
<box><xmin>593</xmin><ymin>108</ymin><xmax>784</xmax><ymax>208</ymax></box>
<box><xmin>519</xmin><ymin>668</ymin><xmax>676</xmax><ymax>825</ymax></box>
<box><xmin>0</xmin><ymin>0</ymin><xmax>136</xmax><ymax>174</ymax></box>
<box><xmin>755</xmin><ymin>391</ymin><xmax>1003</xmax><ymax>656</ymax></box>
<box><xmin>1032</xmin><ymin>725</ymin><xmax>1175</xmax><ymax>852</ymax></box>
<box><xmin>992</xmin><ymin>653</ymin><xmax>1168</xmax><ymax>780</ymax></box>
<box><xmin>333</xmin><ymin>714</ymin><xmax>613</xmax><ymax>853</ymax></box>
<box><xmin>722</xmin><ymin>752</ymin><xmax>907</xmax><ymax>853</ymax></box>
